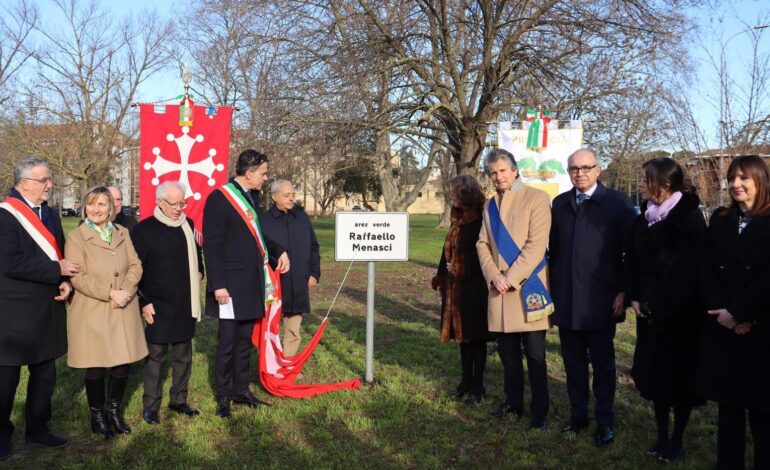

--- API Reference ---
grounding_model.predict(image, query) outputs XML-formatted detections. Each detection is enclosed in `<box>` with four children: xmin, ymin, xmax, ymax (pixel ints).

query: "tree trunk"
<box><xmin>436</xmin><ymin>148</ymin><xmax>455</xmax><ymax>229</ymax></box>
<box><xmin>454</xmin><ymin>124</ymin><xmax>488</xmax><ymax>176</ymax></box>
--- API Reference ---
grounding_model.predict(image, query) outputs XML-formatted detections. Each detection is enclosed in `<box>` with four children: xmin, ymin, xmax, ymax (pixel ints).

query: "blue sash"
<box><xmin>488</xmin><ymin>196</ymin><xmax>554</xmax><ymax>322</ymax></box>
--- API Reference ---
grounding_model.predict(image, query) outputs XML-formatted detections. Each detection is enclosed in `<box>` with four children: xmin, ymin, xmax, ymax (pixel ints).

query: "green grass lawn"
<box><xmin>7</xmin><ymin>214</ymin><xmax>724</xmax><ymax>469</ymax></box>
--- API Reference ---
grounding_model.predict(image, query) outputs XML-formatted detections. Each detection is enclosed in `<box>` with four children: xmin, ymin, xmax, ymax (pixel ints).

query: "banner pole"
<box><xmin>365</xmin><ymin>261</ymin><xmax>376</xmax><ymax>383</ymax></box>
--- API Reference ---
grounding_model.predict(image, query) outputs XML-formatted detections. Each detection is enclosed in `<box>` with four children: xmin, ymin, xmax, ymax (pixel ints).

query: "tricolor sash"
<box><xmin>218</xmin><ymin>183</ymin><xmax>276</xmax><ymax>304</ymax></box>
<box><xmin>0</xmin><ymin>197</ymin><xmax>62</xmax><ymax>260</ymax></box>
<box><xmin>220</xmin><ymin>183</ymin><xmax>361</xmax><ymax>397</ymax></box>
<box><xmin>488</xmin><ymin>197</ymin><xmax>553</xmax><ymax>322</ymax></box>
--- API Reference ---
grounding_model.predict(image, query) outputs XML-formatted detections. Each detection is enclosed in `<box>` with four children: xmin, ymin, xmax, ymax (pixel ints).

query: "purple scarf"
<box><xmin>645</xmin><ymin>191</ymin><xmax>682</xmax><ymax>227</ymax></box>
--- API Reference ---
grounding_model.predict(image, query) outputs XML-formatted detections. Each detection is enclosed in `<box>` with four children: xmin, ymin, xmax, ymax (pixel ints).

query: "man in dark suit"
<box><xmin>203</xmin><ymin>149</ymin><xmax>289</xmax><ymax>418</ymax></box>
<box><xmin>549</xmin><ymin>148</ymin><xmax>636</xmax><ymax>445</ymax></box>
<box><xmin>132</xmin><ymin>181</ymin><xmax>204</xmax><ymax>425</ymax></box>
<box><xmin>0</xmin><ymin>157</ymin><xmax>81</xmax><ymax>459</ymax></box>
<box><xmin>108</xmin><ymin>186</ymin><xmax>137</xmax><ymax>231</ymax></box>
<box><xmin>260</xmin><ymin>179</ymin><xmax>320</xmax><ymax>359</ymax></box>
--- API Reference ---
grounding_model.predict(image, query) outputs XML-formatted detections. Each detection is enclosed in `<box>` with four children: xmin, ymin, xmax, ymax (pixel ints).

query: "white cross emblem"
<box><xmin>143</xmin><ymin>126</ymin><xmax>225</xmax><ymax>200</ymax></box>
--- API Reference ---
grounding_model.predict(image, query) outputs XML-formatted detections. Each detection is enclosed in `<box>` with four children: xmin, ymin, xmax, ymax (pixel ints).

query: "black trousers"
<box><xmin>559</xmin><ymin>324</ymin><xmax>617</xmax><ymax>427</ymax></box>
<box><xmin>717</xmin><ymin>403</ymin><xmax>770</xmax><ymax>470</ymax></box>
<box><xmin>215</xmin><ymin>319</ymin><xmax>254</xmax><ymax>401</ymax></box>
<box><xmin>143</xmin><ymin>341</ymin><xmax>193</xmax><ymax>412</ymax></box>
<box><xmin>0</xmin><ymin>359</ymin><xmax>56</xmax><ymax>438</ymax></box>
<box><xmin>497</xmin><ymin>331</ymin><xmax>549</xmax><ymax>422</ymax></box>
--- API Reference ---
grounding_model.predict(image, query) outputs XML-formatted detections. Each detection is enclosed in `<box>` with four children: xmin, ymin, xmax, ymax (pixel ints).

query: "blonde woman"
<box><xmin>66</xmin><ymin>186</ymin><xmax>146</xmax><ymax>438</ymax></box>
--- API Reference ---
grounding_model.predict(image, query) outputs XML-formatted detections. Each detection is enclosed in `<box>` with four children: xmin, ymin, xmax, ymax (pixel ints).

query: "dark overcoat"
<box><xmin>699</xmin><ymin>206</ymin><xmax>770</xmax><ymax>413</ymax></box>
<box><xmin>132</xmin><ymin>216</ymin><xmax>204</xmax><ymax>343</ymax></box>
<box><xmin>259</xmin><ymin>205</ymin><xmax>320</xmax><ymax>314</ymax></box>
<box><xmin>432</xmin><ymin>215</ymin><xmax>491</xmax><ymax>342</ymax></box>
<box><xmin>549</xmin><ymin>182</ymin><xmax>636</xmax><ymax>330</ymax></box>
<box><xmin>628</xmin><ymin>193</ymin><xmax>706</xmax><ymax>405</ymax></box>
<box><xmin>202</xmin><ymin>179</ymin><xmax>284</xmax><ymax>321</ymax></box>
<box><xmin>114</xmin><ymin>211</ymin><xmax>137</xmax><ymax>232</ymax></box>
<box><xmin>0</xmin><ymin>190</ymin><xmax>67</xmax><ymax>366</ymax></box>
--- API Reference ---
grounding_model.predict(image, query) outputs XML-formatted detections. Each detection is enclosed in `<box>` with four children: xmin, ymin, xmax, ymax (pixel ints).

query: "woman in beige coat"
<box><xmin>65</xmin><ymin>186</ymin><xmax>146</xmax><ymax>439</ymax></box>
<box><xmin>477</xmin><ymin>149</ymin><xmax>552</xmax><ymax>429</ymax></box>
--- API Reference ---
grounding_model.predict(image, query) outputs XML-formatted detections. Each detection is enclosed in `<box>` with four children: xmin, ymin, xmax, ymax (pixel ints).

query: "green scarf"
<box><xmin>85</xmin><ymin>219</ymin><xmax>113</xmax><ymax>244</ymax></box>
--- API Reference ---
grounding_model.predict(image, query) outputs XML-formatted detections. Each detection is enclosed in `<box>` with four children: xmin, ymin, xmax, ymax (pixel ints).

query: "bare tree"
<box><xmin>0</xmin><ymin>0</ymin><xmax>37</xmax><ymax>108</ymax></box>
<box><xmin>15</xmin><ymin>0</ymin><xmax>174</xmax><ymax>194</ymax></box>
<box><xmin>0</xmin><ymin>0</ymin><xmax>38</xmax><ymax>192</ymax></box>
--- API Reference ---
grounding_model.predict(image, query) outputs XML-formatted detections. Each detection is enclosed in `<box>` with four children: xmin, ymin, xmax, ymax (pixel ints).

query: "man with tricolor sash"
<box><xmin>202</xmin><ymin>149</ymin><xmax>289</xmax><ymax>418</ymax></box>
<box><xmin>0</xmin><ymin>157</ymin><xmax>81</xmax><ymax>460</ymax></box>
<box><xmin>477</xmin><ymin>148</ymin><xmax>553</xmax><ymax>430</ymax></box>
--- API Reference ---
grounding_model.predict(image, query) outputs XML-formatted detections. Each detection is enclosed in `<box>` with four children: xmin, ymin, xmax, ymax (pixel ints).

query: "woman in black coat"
<box><xmin>628</xmin><ymin>158</ymin><xmax>706</xmax><ymax>463</ymax></box>
<box><xmin>431</xmin><ymin>174</ymin><xmax>491</xmax><ymax>405</ymax></box>
<box><xmin>700</xmin><ymin>155</ymin><xmax>770</xmax><ymax>470</ymax></box>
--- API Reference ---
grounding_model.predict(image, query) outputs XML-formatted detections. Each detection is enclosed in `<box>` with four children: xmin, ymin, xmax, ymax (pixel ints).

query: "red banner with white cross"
<box><xmin>139</xmin><ymin>102</ymin><xmax>232</xmax><ymax>240</ymax></box>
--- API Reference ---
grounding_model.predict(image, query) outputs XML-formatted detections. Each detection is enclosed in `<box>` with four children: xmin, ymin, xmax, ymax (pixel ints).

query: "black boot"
<box><xmin>84</xmin><ymin>378</ymin><xmax>113</xmax><ymax>438</ymax></box>
<box><xmin>106</xmin><ymin>375</ymin><xmax>132</xmax><ymax>435</ymax></box>
<box><xmin>455</xmin><ymin>343</ymin><xmax>473</xmax><ymax>398</ymax></box>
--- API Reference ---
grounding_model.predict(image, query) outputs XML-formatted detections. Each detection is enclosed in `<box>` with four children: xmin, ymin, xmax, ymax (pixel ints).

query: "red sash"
<box><xmin>1</xmin><ymin>197</ymin><xmax>62</xmax><ymax>259</ymax></box>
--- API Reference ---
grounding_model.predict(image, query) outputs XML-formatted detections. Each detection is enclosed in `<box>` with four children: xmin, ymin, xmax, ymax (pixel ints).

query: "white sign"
<box><xmin>335</xmin><ymin>212</ymin><xmax>409</xmax><ymax>261</ymax></box>
<box><xmin>497</xmin><ymin>120</ymin><xmax>583</xmax><ymax>199</ymax></box>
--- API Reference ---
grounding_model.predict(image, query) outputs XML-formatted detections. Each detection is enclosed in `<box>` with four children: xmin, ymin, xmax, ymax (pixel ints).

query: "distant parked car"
<box><xmin>352</xmin><ymin>205</ymin><xmax>363</xmax><ymax>211</ymax></box>
<box><xmin>50</xmin><ymin>207</ymin><xmax>76</xmax><ymax>217</ymax></box>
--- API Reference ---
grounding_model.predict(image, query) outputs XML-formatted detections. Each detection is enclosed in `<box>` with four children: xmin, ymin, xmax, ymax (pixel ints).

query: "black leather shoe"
<box><xmin>659</xmin><ymin>445</ymin><xmax>685</xmax><ymax>463</ymax></box>
<box><xmin>560</xmin><ymin>421</ymin><xmax>589</xmax><ymax>434</ymax></box>
<box><xmin>0</xmin><ymin>437</ymin><xmax>11</xmax><ymax>460</ymax></box>
<box><xmin>232</xmin><ymin>393</ymin><xmax>272</xmax><ymax>408</ymax></box>
<box><xmin>528</xmin><ymin>419</ymin><xmax>549</xmax><ymax>431</ymax></box>
<box><xmin>490</xmin><ymin>402</ymin><xmax>523</xmax><ymax>419</ymax></box>
<box><xmin>454</xmin><ymin>381</ymin><xmax>471</xmax><ymax>398</ymax></box>
<box><xmin>143</xmin><ymin>410</ymin><xmax>160</xmax><ymax>425</ymax></box>
<box><xmin>24</xmin><ymin>432</ymin><xmax>69</xmax><ymax>449</ymax></box>
<box><xmin>594</xmin><ymin>425</ymin><xmax>615</xmax><ymax>446</ymax></box>
<box><xmin>215</xmin><ymin>398</ymin><xmax>231</xmax><ymax>418</ymax></box>
<box><xmin>169</xmin><ymin>403</ymin><xmax>200</xmax><ymax>417</ymax></box>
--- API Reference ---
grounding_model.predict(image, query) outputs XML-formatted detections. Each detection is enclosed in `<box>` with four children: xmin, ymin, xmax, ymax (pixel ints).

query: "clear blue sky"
<box><xmin>685</xmin><ymin>0</ymin><xmax>770</xmax><ymax>150</ymax></box>
<box><xmin>37</xmin><ymin>0</ymin><xmax>770</xmax><ymax>151</ymax></box>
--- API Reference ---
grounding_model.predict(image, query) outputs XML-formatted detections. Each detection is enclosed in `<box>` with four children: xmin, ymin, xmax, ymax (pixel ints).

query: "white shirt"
<box><xmin>575</xmin><ymin>183</ymin><xmax>598</xmax><ymax>203</ymax></box>
<box><xmin>19</xmin><ymin>194</ymin><xmax>42</xmax><ymax>219</ymax></box>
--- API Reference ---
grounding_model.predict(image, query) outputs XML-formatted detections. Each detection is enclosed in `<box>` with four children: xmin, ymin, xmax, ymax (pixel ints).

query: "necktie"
<box><xmin>32</xmin><ymin>206</ymin><xmax>41</xmax><ymax>219</ymax></box>
<box><xmin>244</xmin><ymin>191</ymin><xmax>256</xmax><ymax>209</ymax></box>
<box><xmin>577</xmin><ymin>193</ymin><xmax>588</xmax><ymax>206</ymax></box>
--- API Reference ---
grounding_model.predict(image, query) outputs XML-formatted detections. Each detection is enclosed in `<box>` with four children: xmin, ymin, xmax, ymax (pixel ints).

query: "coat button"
<box><xmin>110</xmin><ymin>252</ymin><xmax>116</xmax><ymax>256</ymax></box>
<box><xmin>745</xmin><ymin>265</ymin><xmax>751</xmax><ymax>270</ymax></box>
<box><xmin>718</xmin><ymin>265</ymin><xmax>725</xmax><ymax>270</ymax></box>
<box><xmin>114</xmin><ymin>273</ymin><xmax>119</xmax><ymax>277</ymax></box>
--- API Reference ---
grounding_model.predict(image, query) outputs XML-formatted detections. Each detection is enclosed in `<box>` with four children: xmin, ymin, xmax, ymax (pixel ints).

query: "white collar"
<box><xmin>19</xmin><ymin>193</ymin><xmax>41</xmax><ymax>209</ymax></box>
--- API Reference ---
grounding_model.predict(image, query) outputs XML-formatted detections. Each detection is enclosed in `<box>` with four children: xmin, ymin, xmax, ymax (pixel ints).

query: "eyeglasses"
<box><xmin>162</xmin><ymin>199</ymin><xmax>187</xmax><ymax>209</ymax></box>
<box><xmin>567</xmin><ymin>165</ymin><xmax>597</xmax><ymax>175</ymax></box>
<box><xmin>22</xmin><ymin>177</ymin><xmax>52</xmax><ymax>185</ymax></box>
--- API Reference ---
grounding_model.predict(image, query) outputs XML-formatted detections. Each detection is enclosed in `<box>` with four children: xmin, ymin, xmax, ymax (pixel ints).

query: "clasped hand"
<box><xmin>109</xmin><ymin>289</ymin><xmax>131</xmax><ymax>309</ymax></box>
<box><xmin>492</xmin><ymin>274</ymin><xmax>513</xmax><ymax>293</ymax></box>
<box><xmin>707</xmin><ymin>308</ymin><xmax>752</xmax><ymax>335</ymax></box>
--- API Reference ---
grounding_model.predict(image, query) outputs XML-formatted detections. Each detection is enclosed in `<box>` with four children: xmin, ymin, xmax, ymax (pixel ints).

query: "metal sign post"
<box><xmin>335</xmin><ymin>212</ymin><xmax>409</xmax><ymax>384</ymax></box>
<box><xmin>365</xmin><ymin>261</ymin><xmax>375</xmax><ymax>383</ymax></box>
